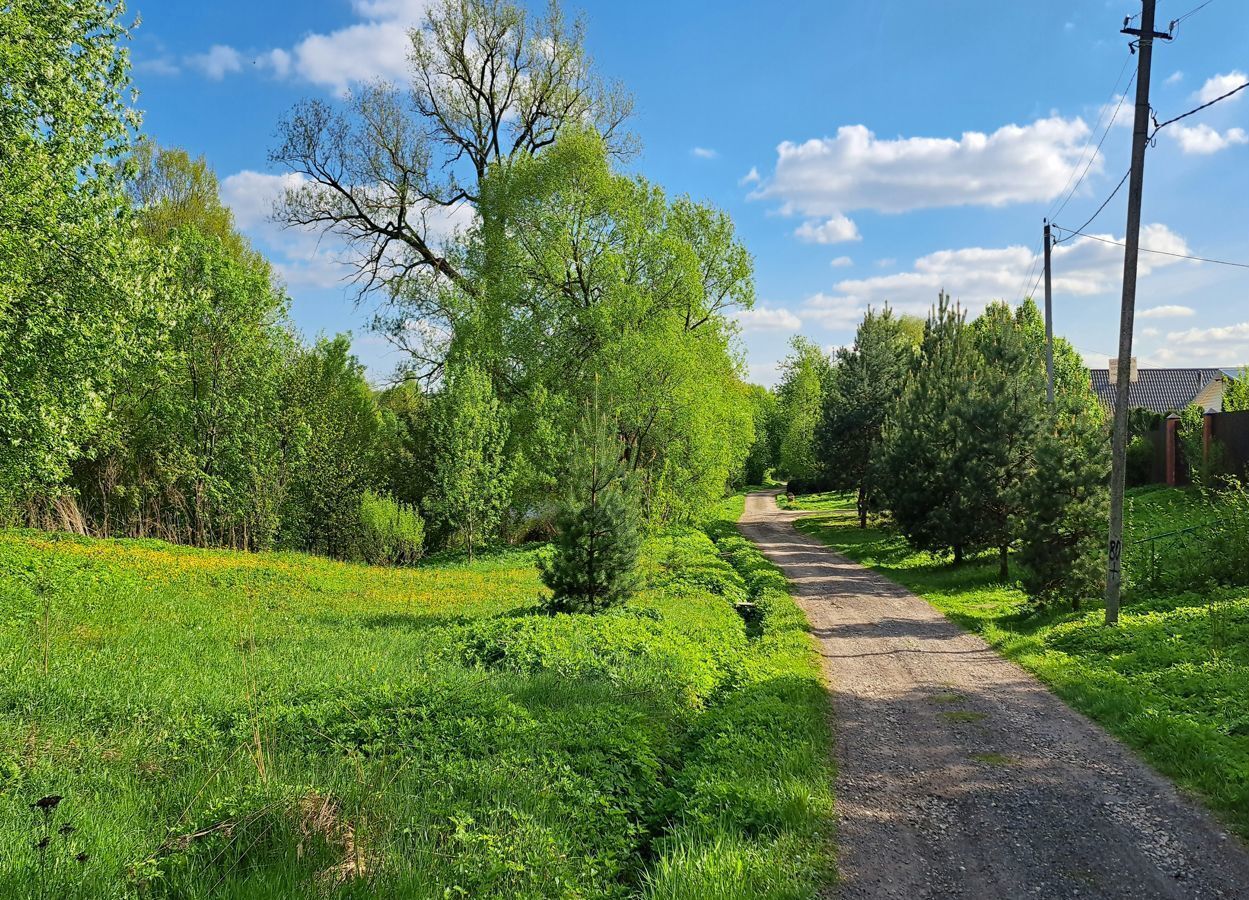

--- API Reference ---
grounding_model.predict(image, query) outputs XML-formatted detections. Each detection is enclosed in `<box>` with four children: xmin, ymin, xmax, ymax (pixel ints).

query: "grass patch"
<box><xmin>790</xmin><ymin>486</ymin><xmax>1249</xmax><ymax>840</ymax></box>
<box><xmin>0</xmin><ymin>499</ymin><xmax>834</xmax><ymax>898</ymax></box>
<box><xmin>970</xmin><ymin>753</ymin><xmax>1016</xmax><ymax>767</ymax></box>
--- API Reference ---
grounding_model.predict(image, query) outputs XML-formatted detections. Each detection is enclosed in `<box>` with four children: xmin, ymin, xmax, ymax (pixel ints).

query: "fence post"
<box><xmin>1165</xmin><ymin>413</ymin><xmax>1180</xmax><ymax>487</ymax></box>
<box><xmin>1203</xmin><ymin>409</ymin><xmax>1216</xmax><ymax>468</ymax></box>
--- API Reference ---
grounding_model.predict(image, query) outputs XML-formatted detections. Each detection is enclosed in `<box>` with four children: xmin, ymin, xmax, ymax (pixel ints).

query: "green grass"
<box><xmin>0</xmin><ymin>502</ymin><xmax>835</xmax><ymax>898</ymax></box>
<box><xmin>775</xmin><ymin>492</ymin><xmax>855</xmax><ymax>512</ymax></box>
<box><xmin>788</xmin><ymin>486</ymin><xmax>1249</xmax><ymax>840</ymax></box>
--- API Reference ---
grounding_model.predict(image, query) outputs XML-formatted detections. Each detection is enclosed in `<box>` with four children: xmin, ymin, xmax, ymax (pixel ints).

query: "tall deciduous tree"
<box><xmin>815</xmin><ymin>307</ymin><xmax>914</xmax><ymax>527</ymax></box>
<box><xmin>0</xmin><ymin>0</ymin><xmax>144</xmax><ymax>514</ymax></box>
<box><xmin>270</xmin><ymin>0</ymin><xmax>632</xmax><ymax>381</ymax></box>
<box><xmin>428</xmin><ymin>364</ymin><xmax>512</xmax><ymax>559</ymax></box>
<box><xmin>776</xmin><ymin>337</ymin><xmax>832</xmax><ymax>482</ymax></box>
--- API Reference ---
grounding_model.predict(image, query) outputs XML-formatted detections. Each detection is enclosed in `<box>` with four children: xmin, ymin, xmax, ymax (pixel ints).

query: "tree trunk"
<box><xmin>857</xmin><ymin>484</ymin><xmax>868</xmax><ymax>529</ymax></box>
<box><xmin>999</xmin><ymin>544</ymin><xmax>1010</xmax><ymax>582</ymax></box>
<box><xmin>953</xmin><ymin>544</ymin><xmax>964</xmax><ymax>566</ymax></box>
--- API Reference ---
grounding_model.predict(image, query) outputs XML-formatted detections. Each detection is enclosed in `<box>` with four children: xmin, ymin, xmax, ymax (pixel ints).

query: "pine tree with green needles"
<box><xmin>816</xmin><ymin>306</ymin><xmax>915</xmax><ymax>528</ymax></box>
<box><xmin>962</xmin><ymin>300</ymin><xmax>1049</xmax><ymax>580</ymax></box>
<box><xmin>1016</xmin><ymin>328</ymin><xmax>1109</xmax><ymax>609</ymax></box>
<box><xmin>540</xmin><ymin>397</ymin><xmax>641</xmax><ymax>613</ymax></box>
<box><xmin>880</xmin><ymin>293</ymin><xmax>987</xmax><ymax>563</ymax></box>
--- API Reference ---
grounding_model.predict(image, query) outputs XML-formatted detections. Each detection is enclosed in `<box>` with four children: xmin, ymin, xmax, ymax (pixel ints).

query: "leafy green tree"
<box><xmin>815</xmin><ymin>307</ymin><xmax>914</xmax><ymax>527</ymax></box>
<box><xmin>741</xmin><ymin>385</ymin><xmax>779</xmax><ymax>487</ymax></box>
<box><xmin>278</xmin><ymin>336</ymin><xmax>385</xmax><ymax>557</ymax></box>
<box><xmin>271</xmin><ymin>0</ymin><xmax>633</xmax><ymax>371</ymax></box>
<box><xmin>540</xmin><ymin>402</ymin><xmax>641</xmax><ymax>612</ymax></box>
<box><xmin>428</xmin><ymin>364</ymin><xmax>513</xmax><ymax>559</ymax></box>
<box><xmin>462</xmin><ymin>129</ymin><xmax>756</xmax><ymax>522</ymax></box>
<box><xmin>880</xmin><ymin>294</ymin><xmax>986</xmax><ymax>563</ymax></box>
<box><xmin>0</xmin><ymin>0</ymin><xmax>144</xmax><ymax>515</ymax></box>
<box><xmin>775</xmin><ymin>337</ymin><xmax>832</xmax><ymax>482</ymax></box>
<box><xmin>962</xmin><ymin>300</ymin><xmax>1049</xmax><ymax>579</ymax></box>
<box><xmin>1226</xmin><ymin>367</ymin><xmax>1249</xmax><ymax>413</ymax></box>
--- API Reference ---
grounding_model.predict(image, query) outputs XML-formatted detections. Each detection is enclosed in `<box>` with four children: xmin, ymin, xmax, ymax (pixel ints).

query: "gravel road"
<box><xmin>738</xmin><ymin>490</ymin><xmax>1249</xmax><ymax>900</ymax></box>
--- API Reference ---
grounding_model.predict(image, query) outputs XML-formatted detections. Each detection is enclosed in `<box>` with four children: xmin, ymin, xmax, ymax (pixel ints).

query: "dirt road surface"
<box><xmin>739</xmin><ymin>490</ymin><xmax>1249</xmax><ymax>899</ymax></box>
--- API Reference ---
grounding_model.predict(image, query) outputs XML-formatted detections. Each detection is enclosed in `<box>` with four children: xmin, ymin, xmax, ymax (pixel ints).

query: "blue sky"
<box><xmin>129</xmin><ymin>0</ymin><xmax>1249</xmax><ymax>386</ymax></box>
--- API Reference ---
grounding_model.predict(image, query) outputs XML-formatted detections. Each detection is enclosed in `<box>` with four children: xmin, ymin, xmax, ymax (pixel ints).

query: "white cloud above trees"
<box><xmin>750</xmin><ymin>116</ymin><xmax>1096</xmax><ymax>241</ymax></box>
<box><xmin>735</xmin><ymin>306</ymin><xmax>802</xmax><ymax>332</ymax></box>
<box><xmin>795</xmin><ymin>223</ymin><xmax>1192</xmax><ymax>328</ymax></box>
<box><xmin>184</xmin><ymin>2</ymin><xmax>429</xmax><ymax>94</ymax></box>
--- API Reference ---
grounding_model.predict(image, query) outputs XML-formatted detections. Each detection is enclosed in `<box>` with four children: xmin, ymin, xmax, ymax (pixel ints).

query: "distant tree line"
<box><xmin>1</xmin><ymin>0</ymin><xmax>769</xmax><ymax>576</ymax></box>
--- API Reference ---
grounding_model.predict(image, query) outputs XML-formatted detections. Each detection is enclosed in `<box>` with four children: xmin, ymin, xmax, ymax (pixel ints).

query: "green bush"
<box><xmin>356</xmin><ymin>490</ymin><xmax>424</xmax><ymax>565</ymax></box>
<box><xmin>1126</xmin><ymin>436</ymin><xmax>1155</xmax><ymax>487</ymax></box>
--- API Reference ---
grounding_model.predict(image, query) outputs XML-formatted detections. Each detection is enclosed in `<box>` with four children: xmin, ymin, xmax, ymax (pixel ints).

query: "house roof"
<box><xmin>1088</xmin><ymin>368</ymin><xmax>1224</xmax><ymax>415</ymax></box>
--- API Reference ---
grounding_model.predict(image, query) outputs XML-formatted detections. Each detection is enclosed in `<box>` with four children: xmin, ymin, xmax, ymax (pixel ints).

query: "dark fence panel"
<box><xmin>1213</xmin><ymin>409</ymin><xmax>1249</xmax><ymax>479</ymax></box>
<box><xmin>1147</xmin><ymin>423</ymin><xmax>1168</xmax><ymax>485</ymax></box>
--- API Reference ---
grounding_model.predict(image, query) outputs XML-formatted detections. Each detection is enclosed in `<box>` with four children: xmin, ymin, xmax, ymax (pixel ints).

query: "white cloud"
<box><xmin>796</xmin><ymin>223</ymin><xmax>1192</xmax><ymax>329</ymax></box>
<box><xmin>283</xmin><ymin>22</ymin><xmax>413</xmax><ymax>95</ymax></box>
<box><xmin>1166</xmin><ymin>71</ymin><xmax>1184</xmax><ymax>86</ymax></box>
<box><xmin>191</xmin><ymin>1</ymin><xmax>429</xmax><ymax>94</ymax></box>
<box><xmin>136</xmin><ymin>55</ymin><xmax>181</xmax><ymax>76</ymax></box>
<box><xmin>1155</xmin><ymin>322</ymin><xmax>1249</xmax><ymax>366</ymax></box>
<box><xmin>794</xmin><ymin>214</ymin><xmax>860</xmax><ymax>245</ymax></box>
<box><xmin>186</xmin><ymin>44</ymin><xmax>243</xmax><ymax>80</ymax></box>
<box><xmin>1139</xmin><ymin>304</ymin><xmax>1196</xmax><ymax>319</ymax></box>
<box><xmin>875</xmin><ymin>258</ymin><xmax>896</xmax><ymax>268</ymax></box>
<box><xmin>1142</xmin><ymin>327</ymin><xmax>1161</xmax><ymax>337</ymax></box>
<box><xmin>690</xmin><ymin>146</ymin><xmax>718</xmax><ymax>160</ymax></box>
<box><xmin>738</xmin><ymin>167</ymin><xmax>761</xmax><ymax>186</ymax></box>
<box><xmin>830</xmin><ymin>256</ymin><xmax>854</xmax><ymax>268</ymax></box>
<box><xmin>1170</xmin><ymin>123</ymin><xmax>1248</xmax><ymax>155</ymax></box>
<box><xmin>1196</xmin><ymin>70</ymin><xmax>1247</xmax><ymax>105</ymax></box>
<box><xmin>751</xmin><ymin>116</ymin><xmax>1094</xmax><ymax>227</ymax></box>
<box><xmin>1168</xmin><ymin>322</ymin><xmax>1249</xmax><ymax>346</ymax></box>
<box><xmin>736</xmin><ymin>306</ymin><xmax>802</xmax><ymax>332</ymax></box>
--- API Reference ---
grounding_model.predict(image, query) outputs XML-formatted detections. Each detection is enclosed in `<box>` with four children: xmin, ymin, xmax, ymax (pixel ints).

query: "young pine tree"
<box><xmin>880</xmin><ymin>293</ymin><xmax>987</xmax><ymax>563</ymax></box>
<box><xmin>962</xmin><ymin>300</ymin><xmax>1049</xmax><ymax>580</ymax></box>
<box><xmin>815</xmin><ymin>306</ymin><xmax>915</xmax><ymax>528</ymax></box>
<box><xmin>540</xmin><ymin>402</ymin><xmax>641</xmax><ymax>613</ymax></box>
<box><xmin>1016</xmin><ymin>335</ymin><xmax>1109</xmax><ymax>608</ymax></box>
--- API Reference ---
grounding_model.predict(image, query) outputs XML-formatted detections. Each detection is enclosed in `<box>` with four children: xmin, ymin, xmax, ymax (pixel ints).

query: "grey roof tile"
<box><xmin>1088</xmin><ymin>368</ymin><xmax>1223</xmax><ymax>414</ymax></box>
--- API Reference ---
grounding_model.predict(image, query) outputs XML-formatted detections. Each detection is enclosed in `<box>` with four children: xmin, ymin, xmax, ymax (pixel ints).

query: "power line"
<box><xmin>1049</xmin><ymin>55</ymin><xmax>1136</xmax><ymax>222</ymax></box>
<box><xmin>1167</xmin><ymin>0</ymin><xmax>1216</xmax><ymax>34</ymax></box>
<box><xmin>1013</xmin><ymin>238</ymin><xmax>1043</xmax><ymax>304</ymax></box>
<box><xmin>1054</xmin><ymin>167</ymin><xmax>1131</xmax><ymax>242</ymax></box>
<box><xmin>1051</xmin><ymin>224</ymin><xmax>1249</xmax><ymax>268</ymax></box>
<box><xmin>1151</xmin><ymin>79</ymin><xmax>1249</xmax><ymax>133</ymax></box>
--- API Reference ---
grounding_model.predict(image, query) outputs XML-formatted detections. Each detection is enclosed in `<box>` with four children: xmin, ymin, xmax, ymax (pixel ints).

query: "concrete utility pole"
<box><xmin>1043</xmin><ymin>220</ymin><xmax>1054</xmax><ymax>406</ymax></box>
<box><xmin>1105</xmin><ymin>0</ymin><xmax>1171</xmax><ymax>625</ymax></box>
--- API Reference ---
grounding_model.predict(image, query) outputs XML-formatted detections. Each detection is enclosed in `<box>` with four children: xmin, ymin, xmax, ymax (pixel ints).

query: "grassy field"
<box><xmin>0</xmin><ymin>498</ymin><xmax>834</xmax><ymax>899</ymax></box>
<box><xmin>788</xmin><ymin>485</ymin><xmax>1249</xmax><ymax>839</ymax></box>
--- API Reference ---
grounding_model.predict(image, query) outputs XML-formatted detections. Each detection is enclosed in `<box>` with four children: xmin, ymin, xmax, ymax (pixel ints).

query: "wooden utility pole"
<box><xmin>1106</xmin><ymin>0</ymin><xmax>1171</xmax><ymax>625</ymax></box>
<box><xmin>1043</xmin><ymin>220</ymin><xmax>1054</xmax><ymax>406</ymax></box>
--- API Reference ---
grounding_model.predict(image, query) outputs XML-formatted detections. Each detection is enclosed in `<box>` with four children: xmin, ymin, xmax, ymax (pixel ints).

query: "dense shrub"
<box><xmin>355</xmin><ymin>490</ymin><xmax>424</xmax><ymax>565</ymax></box>
<box><xmin>1126</xmin><ymin>436</ymin><xmax>1155</xmax><ymax>487</ymax></box>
